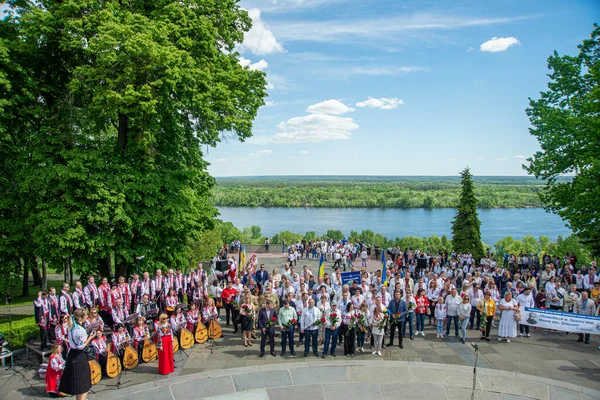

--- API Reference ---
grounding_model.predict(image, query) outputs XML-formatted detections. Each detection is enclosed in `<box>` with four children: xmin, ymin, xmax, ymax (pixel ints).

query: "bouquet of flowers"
<box><xmin>328</xmin><ymin>313</ymin><xmax>339</xmax><ymax>328</ymax></box>
<box><xmin>390</xmin><ymin>312</ymin><xmax>403</xmax><ymax>325</ymax></box>
<box><xmin>378</xmin><ymin>313</ymin><xmax>390</xmax><ymax>328</ymax></box>
<box><xmin>282</xmin><ymin>318</ymin><xmax>297</xmax><ymax>331</ymax></box>
<box><xmin>312</xmin><ymin>316</ymin><xmax>326</xmax><ymax>327</ymax></box>
<box><xmin>407</xmin><ymin>302</ymin><xmax>416</xmax><ymax>312</ymax></box>
<box><xmin>263</xmin><ymin>316</ymin><xmax>277</xmax><ymax>335</ymax></box>
<box><xmin>241</xmin><ymin>304</ymin><xmax>254</xmax><ymax>321</ymax></box>
<box><xmin>232</xmin><ymin>299</ymin><xmax>240</xmax><ymax>310</ymax></box>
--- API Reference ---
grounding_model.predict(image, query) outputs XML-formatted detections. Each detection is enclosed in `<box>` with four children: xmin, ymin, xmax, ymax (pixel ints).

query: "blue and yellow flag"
<box><xmin>239</xmin><ymin>245</ymin><xmax>247</xmax><ymax>272</ymax></box>
<box><xmin>318</xmin><ymin>253</ymin><xmax>325</xmax><ymax>278</ymax></box>
<box><xmin>381</xmin><ymin>248</ymin><xmax>387</xmax><ymax>286</ymax></box>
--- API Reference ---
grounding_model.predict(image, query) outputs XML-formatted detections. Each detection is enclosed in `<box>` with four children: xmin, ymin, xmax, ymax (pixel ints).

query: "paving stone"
<box><xmin>497</xmin><ymin>394</ymin><xmax>530</xmax><ymax>400</ymax></box>
<box><xmin>381</xmin><ymin>383</ymin><xmax>446</xmax><ymax>399</ymax></box>
<box><xmin>268</xmin><ymin>384</ymin><xmax>325</xmax><ymax>400</ymax></box>
<box><xmin>322</xmin><ymin>383</ymin><xmax>383</xmax><ymax>400</ymax></box>
<box><xmin>170</xmin><ymin>375</ymin><xmax>235</xmax><ymax>399</ymax></box>
<box><xmin>206</xmin><ymin>389</ymin><xmax>270</xmax><ymax>400</ymax></box>
<box><xmin>441</xmin><ymin>355</ymin><xmax>467</xmax><ymax>365</ymax></box>
<box><xmin>232</xmin><ymin>369</ymin><xmax>293</xmax><ymax>392</ymax></box>
<box><xmin>549</xmin><ymin>386</ymin><xmax>599</xmax><ymax>400</ymax></box>
<box><xmin>478</xmin><ymin>374</ymin><xmax>549</xmax><ymax>400</ymax></box>
<box><xmin>411</xmin><ymin>365</ymin><xmax>478</xmax><ymax>389</ymax></box>
<box><xmin>445</xmin><ymin>387</ymin><xmax>498</xmax><ymax>400</ymax></box>
<box><xmin>348</xmin><ymin>365</ymin><xmax>414</xmax><ymax>384</ymax></box>
<box><xmin>290</xmin><ymin>366</ymin><xmax>348</xmax><ymax>385</ymax></box>
<box><xmin>434</xmin><ymin>347</ymin><xmax>458</xmax><ymax>356</ymax></box>
<box><xmin>112</xmin><ymin>386</ymin><xmax>174</xmax><ymax>400</ymax></box>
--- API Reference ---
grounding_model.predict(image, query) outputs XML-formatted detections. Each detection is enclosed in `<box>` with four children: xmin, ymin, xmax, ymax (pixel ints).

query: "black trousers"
<box><xmin>388</xmin><ymin>322</ymin><xmax>404</xmax><ymax>346</ymax></box>
<box><xmin>224</xmin><ymin>303</ymin><xmax>234</xmax><ymax>325</ymax></box>
<box><xmin>39</xmin><ymin>327</ymin><xmax>48</xmax><ymax>350</ymax></box>
<box><xmin>260</xmin><ymin>330</ymin><xmax>275</xmax><ymax>354</ymax></box>
<box><xmin>344</xmin><ymin>328</ymin><xmax>356</xmax><ymax>355</ymax></box>
<box><xmin>469</xmin><ymin>308</ymin><xmax>481</xmax><ymax>329</ymax></box>
<box><xmin>483</xmin><ymin>316</ymin><xmax>493</xmax><ymax>338</ymax></box>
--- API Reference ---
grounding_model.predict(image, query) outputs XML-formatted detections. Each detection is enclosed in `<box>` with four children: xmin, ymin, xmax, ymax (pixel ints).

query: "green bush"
<box><xmin>0</xmin><ymin>317</ymin><xmax>38</xmax><ymax>350</ymax></box>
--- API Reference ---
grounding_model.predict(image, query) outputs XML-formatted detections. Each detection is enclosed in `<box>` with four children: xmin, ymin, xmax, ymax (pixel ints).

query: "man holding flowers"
<box><xmin>322</xmin><ymin>301</ymin><xmax>341</xmax><ymax>358</ymax></box>
<box><xmin>258</xmin><ymin>299</ymin><xmax>278</xmax><ymax>357</ymax></box>
<box><xmin>387</xmin><ymin>290</ymin><xmax>408</xmax><ymax>349</ymax></box>
<box><xmin>278</xmin><ymin>299</ymin><xmax>298</xmax><ymax>357</ymax></box>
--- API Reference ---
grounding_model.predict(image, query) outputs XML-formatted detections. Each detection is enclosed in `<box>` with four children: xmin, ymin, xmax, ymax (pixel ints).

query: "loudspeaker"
<box><xmin>215</xmin><ymin>260</ymin><xmax>228</xmax><ymax>272</ymax></box>
<box><xmin>416</xmin><ymin>258</ymin><xmax>427</xmax><ymax>270</ymax></box>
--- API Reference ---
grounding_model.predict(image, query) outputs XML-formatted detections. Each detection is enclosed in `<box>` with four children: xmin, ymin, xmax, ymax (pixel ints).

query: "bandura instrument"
<box><xmin>195</xmin><ymin>320</ymin><xmax>208</xmax><ymax>344</ymax></box>
<box><xmin>123</xmin><ymin>345</ymin><xmax>139</xmax><ymax>370</ymax></box>
<box><xmin>180</xmin><ymin>328</ymin><xmax>194</xmax><ymax>350</ymax></box>
<box><xmin>106</xmin><ymin>351</ymin><xmax>122</xmax><ymax>378</ymax></box>
<box><xmin>208</xmin><ymin>319</ymin><xmax>222</xmax><ymax>339</ymax></box>
<box><xmin>89</xmin><ymin>359</ymin><xmax>101</xmax><ymax>385</ymax></box>
<box><xmin>142</xmin><ymin>338</ymin><xmax>157</xmax><ymax>362</ymax></box>
<box><xmin>172</xmin><ymin>335</ymin><xmax>179</xmax><ymax>353</ymax></box>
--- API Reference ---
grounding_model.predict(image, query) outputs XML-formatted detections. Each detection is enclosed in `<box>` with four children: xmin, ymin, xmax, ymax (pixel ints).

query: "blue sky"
<box><xmin>208</xmin><ymin>0</ymin><xmax>598</xmax><ymax>176</ymax></box>
<box><xmin>2</xmin><ymin>1</ymin><xmax>596</xmax><ymax>177</ymax></box>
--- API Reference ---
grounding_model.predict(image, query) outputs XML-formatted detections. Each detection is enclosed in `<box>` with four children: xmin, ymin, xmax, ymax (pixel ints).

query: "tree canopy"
<box><xmin>525</xmin><ymin>24</ymin><xmax>600</xmax><ymax>256</ymax></box>
<box><xmin>0</xmin><ymin>0</ymin><xmax>267</xmax><ymax>294</ymax></box>
<box><xmin>451</xmin><ymin>168</ymin><xmax>485</xmax><ymax>260</ymax></box>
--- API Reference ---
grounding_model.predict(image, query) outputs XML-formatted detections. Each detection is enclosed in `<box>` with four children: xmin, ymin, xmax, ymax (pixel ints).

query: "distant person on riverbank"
<box><xmin>264</xmin><ymin>237</ymin><xmax>270</xmax><ymax>252</ymax></box>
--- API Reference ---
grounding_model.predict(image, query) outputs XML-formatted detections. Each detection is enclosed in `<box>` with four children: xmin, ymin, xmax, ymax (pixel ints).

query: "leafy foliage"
<box><xmin>212</xmin><ymin>176</ymin><xmax>548</xmax><ymax>209</ymax></box>
<box><xmin>452</xmin><ymin>168</ymin><xmax>485</xmax><ymax>260</ymax></box>
<box><xmin>0</xmin><ymin>317</ymin><xmax>38</xmax><ymax>350</ymax></box>
<box><xmin>525</xmin><ymin>24</ymin><xmax>600</xmax><ymax>256</ymax></box>
<box><xmin>0</xmin><ymin>1</ymin><xmax>267</xmax><ymax>291</ymax></box>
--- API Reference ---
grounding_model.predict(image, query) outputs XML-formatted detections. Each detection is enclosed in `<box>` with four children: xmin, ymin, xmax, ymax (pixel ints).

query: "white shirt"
<box><xmin>300</xmin><ymin>306</ymin><xmax>322</xmax><ymax>331</ymax></box>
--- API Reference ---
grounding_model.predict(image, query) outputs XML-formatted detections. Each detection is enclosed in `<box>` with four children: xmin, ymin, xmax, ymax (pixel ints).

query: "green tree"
<box><xmin>325</xmin><ymin>230</ymin><xmax>344</xmax><ymax>241</ymax></box>
<box><xmin>452</xmin><ymin>168</ymin><xmax>485</xmax><ymax>260</ymax></box>
<box><xmin>0</xmin><ymin>0</ymin><xmax>267</xmax><ymax>288</ymax></box>
<box><xmin>304</xmin><ymin>231</ymin><xmax>317</xmax><ymax>241</ymax></box>
<box><xmin>525</xmin><ymin>24</ymin><xmax>600</xmax><ymax>256</ymax></box>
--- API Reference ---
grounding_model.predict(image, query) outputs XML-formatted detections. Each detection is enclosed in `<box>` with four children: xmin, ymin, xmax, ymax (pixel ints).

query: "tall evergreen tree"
<box><xmin>452</xmin><ymin>168</ymin><xmax>485</xmax><ymax>260</ymax></box>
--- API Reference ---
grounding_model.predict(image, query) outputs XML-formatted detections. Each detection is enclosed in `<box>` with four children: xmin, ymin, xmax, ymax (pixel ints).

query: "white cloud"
<box><xmin>495</xmin><ymin>158</ymin><xmax>507</xmax><ymax>161</ymax></box>
<box><xmin>216</xmin><ymin>158</ymin><xmax>229</xmax><ymax>163</ymax></box>
<box><xmin>307</xmin><ymin>99</ymin><xmax>355</xmax><ymax>115</ymax></box>
<box><xmin>477</xmin><ymin>157</ymin><xmax>485</xmax><ymax>160</ymax></box>
<box><xmin>288</xmin><ymin>156</ymin><xmax>293</xmax><ymax>159</ymax></box>
<box><xmin>446</xmin><ymin>158</ymin><xmax>455</xmax><ymax>161</ymax></box>
<box><xmin>479</xmin><ymin>37</ymin><xmax>520</xmax><ymax>52</ymax></box>
<box><xmin>299</xmin><ymin>150</ymin><xmax>309</xmax><ymax>154</ymax></box>
<box><xmin>270</xmin><ymin>15</ymin><xmax>530</xmax><ymax>44</ymax></box>
<box><xmin>265</xmin><ymin>101</ymin><xmax>275</xmax><ymax>107</ymax></box>
<box><xmin>356</xmin><ymin>97</ymin><xmax>404</xmax><ymax>110</ymax></box>
<box><xmin>273</xmin><ymin>113</ymin><xmax>358</xmax><ymax>143</ymax></box>
<box><xmin>238</xmin><ymin>57</ymin><xmax>269</xmax><ymax>71</ymax></box>
<box><xmin>467</xmin><ymin>47</ymin><xmax>475</xmax><ymax>52</ymax></box>
<box><xmin>513</xmin><ymin>155</ymin><xmax>526</xmax><ymax>159</ymax></box>
<box><xmin>251</xmin><ymin>149</ymin><xmax>273</xmax><ymax>156</ymax></box>
<box><xmin>351</xmin><ymin>66</ymin><xmax>423</xmax><ymax>75</ymax></box>
<box><xmin>240</xmin><ymin>9</ymin><xmax>285</xmax><ymax>55</ymax></box>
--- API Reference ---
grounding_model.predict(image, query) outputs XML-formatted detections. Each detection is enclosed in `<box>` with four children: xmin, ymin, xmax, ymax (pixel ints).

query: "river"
<box><xmin>217</xmin><ymin>207</ymin><xmax>572</xmax><ymax>245</ymax></box>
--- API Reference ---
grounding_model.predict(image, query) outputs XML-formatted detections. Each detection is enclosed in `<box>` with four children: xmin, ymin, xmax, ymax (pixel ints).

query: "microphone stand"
<box><xmin>470</xmin><ymin>343</ymin><xmax>479</xmax><ymax>400</ymax></box>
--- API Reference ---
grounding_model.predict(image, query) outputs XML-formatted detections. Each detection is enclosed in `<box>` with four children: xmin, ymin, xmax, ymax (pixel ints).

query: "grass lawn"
<box><xmin>0</xmin><ymin>279</ymin><xmax>65</xmax><ymax>309</ymax></box>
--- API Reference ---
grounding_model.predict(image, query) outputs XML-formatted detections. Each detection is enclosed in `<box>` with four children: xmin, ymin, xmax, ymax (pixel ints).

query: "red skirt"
<box><xmin>45</xmin><ymin>365</ymin><xmax>62</xmax><ymax>394</ymax></box>
<box><xmin>158</xmin><ymin>335</ymin><xmax>174</xmax><ymax>375</ymax></box>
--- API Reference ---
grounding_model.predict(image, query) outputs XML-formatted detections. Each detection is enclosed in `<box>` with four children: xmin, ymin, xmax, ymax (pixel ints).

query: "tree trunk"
<box><xmin>31</xmin><ymin>258</ymin><xmax>42</xmax><ymax>286</ymax></box>
<box><xmin>64</xmin><ymin>260</ymin><xmax>68</xmax><ymax>282</ymax></box>
<box><xmin>118</xmin><ymin>113</ymin><xmax>129</xmax><ymax>151</ymax></box>
<box><xmin>42</xmin><ymin>260</ymin><xmax>48</xmax><ymax>290</ymax></box>
<box><xmin>68</xmin><ymin>257</ymin><xmax>74</xmax><ymax>286</ymax></box>
<box><xmin>22</xmin><ymin>259</ymin><xmax>29</xmax><ymax>296</ymax></box>
<box><xmin>97</xmin><ymin>254</ymin><xmax>111</xmax><ymax>280</ymax></box>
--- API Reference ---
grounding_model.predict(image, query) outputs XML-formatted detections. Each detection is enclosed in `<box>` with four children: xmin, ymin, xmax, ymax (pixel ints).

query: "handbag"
<box><xmin>514</xmin><ymin>307</ymin><xmax>522</xmax><ymax>322</ymax></box>
<box><xmin>426</xmin><ymin>307</ymin><xmax>431</xmax><ymax>316</ymax></box>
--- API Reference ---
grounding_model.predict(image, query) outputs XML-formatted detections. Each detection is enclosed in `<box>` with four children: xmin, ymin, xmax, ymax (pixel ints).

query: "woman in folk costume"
<box><xmin>156</xmin><ymin>313</ymin><xmax>175</xmax><ymax>375</ymax></box>
<box><xmin>45</xmin><ymin>344</ymin><xmax>65</xmax><ymax>397</ymax></box>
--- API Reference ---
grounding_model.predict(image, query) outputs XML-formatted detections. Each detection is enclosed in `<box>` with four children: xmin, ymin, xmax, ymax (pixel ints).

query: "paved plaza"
<box><xmin>1</xmin><ymin>255</ymin><xmax>599</xmax><ymax>399</ymax></box>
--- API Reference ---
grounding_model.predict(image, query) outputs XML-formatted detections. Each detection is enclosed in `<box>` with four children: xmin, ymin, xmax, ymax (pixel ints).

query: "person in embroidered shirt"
<box><xmin>322</xmin><ymin>301</ymin><xmax>341</xmax><ymax>358</ymax></box>
<box><xmin>445</xmin><ymin>288</ymin><xmax>462</xmax><ymax>339</ymax></box>
<box><xmin>299</xmin><ymin>298</ymin><xmax>321</xmax><ymax>357</ymax></box>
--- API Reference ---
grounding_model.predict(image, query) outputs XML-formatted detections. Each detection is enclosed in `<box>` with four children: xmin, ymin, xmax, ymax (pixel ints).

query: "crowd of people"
<box><xmin>33</xmin><ymin>241</ymin><xmax>600</xmax><ymax>398</ymax></box>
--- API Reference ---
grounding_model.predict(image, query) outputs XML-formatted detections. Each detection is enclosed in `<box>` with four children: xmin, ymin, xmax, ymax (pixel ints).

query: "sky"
<box><xmin>207</xmin><ymin>0</ymin><xmax>598</xmax><ymax>176</ymax></box>
<box><xmin>2</xmin><ymin>1</ymin><xmax>597</xmax><ymax>177</ymax></box>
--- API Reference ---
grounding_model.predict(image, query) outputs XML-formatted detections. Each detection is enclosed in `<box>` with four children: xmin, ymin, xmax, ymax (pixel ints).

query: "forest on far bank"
<box><xmin>210</xmin><ymin>176</ymin><xmax>567</xmax><ymax>209</ymax></box>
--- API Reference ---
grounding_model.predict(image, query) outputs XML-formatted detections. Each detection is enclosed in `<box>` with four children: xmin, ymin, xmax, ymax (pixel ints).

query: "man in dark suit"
<box><xmin>387</xmin><ymin>290</ymin><xmax>408</xmax><ymax>348</ymax></box>
<box><xmin>256</xmin><ymin>264</ymin><xmax>269</xmax><ymax>289</ymax></box>
<box><xmin>258</xmin><ymin>299</ymin><xmax>277</xmax><ymax>357</ymax></box>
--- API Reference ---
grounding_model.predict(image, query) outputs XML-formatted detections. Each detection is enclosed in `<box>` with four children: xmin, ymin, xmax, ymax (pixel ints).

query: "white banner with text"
<box><xmin>519</xmin><ymin>307</ymin><xmax>600</xmax><ymax>335</ymax></box>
